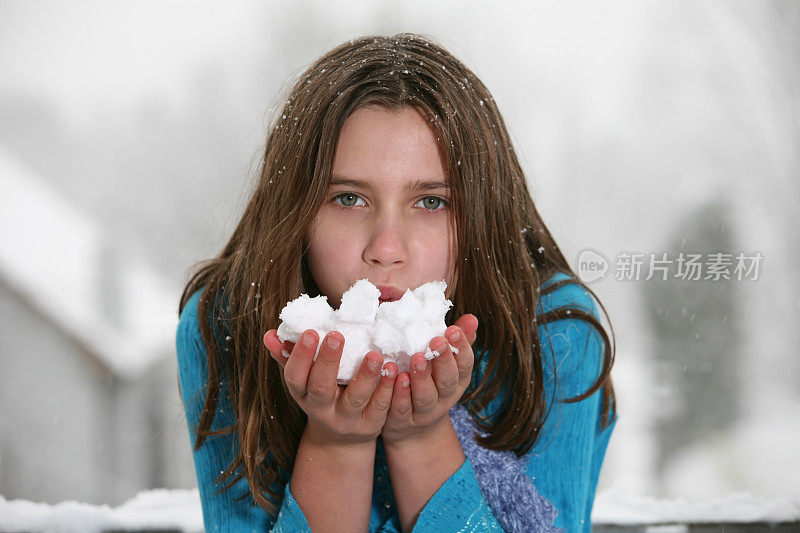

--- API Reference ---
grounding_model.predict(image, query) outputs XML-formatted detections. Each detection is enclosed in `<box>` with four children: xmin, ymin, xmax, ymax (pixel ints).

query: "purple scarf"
<box><xmin>448</xmin><ymin>403</ymin><xmax>561</xmax><ymax>532</ymax></box>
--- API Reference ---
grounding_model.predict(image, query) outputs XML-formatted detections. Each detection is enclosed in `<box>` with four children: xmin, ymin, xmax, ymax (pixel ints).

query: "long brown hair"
<box><xmin>178</xmin><ymin>33</ymin><xmax>616</xmax><ymax>516</ymax></box>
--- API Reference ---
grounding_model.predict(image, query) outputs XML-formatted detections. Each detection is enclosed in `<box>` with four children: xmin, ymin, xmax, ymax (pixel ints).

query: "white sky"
<box><xmin>0</xmin><ymin>0</ymin><xmax>267</xmax><ymax>120</ymax></box>
<box><xmin>0</xmin><ymin>0</ymin><xmax>644</xmax><ymax>130</ymax></box>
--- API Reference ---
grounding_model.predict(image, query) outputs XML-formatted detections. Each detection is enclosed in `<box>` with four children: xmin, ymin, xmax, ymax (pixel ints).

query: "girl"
<box><xmin>177</xmin><ymin>33</ymin><xmax>617</xmax><ymax>532</ymax></box>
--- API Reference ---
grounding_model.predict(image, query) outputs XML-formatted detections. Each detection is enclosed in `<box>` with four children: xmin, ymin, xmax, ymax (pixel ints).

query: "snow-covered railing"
<box><xmin>1</xmin><ymin>487</ymin><xmax>798</xmax><ymax>532</ymax></box>
<box><xmin>592</xmin><ymin>487</ymin><xmax>800</xmax><ymax>532</ymax></box>
<box><xmin>0</xmin><ymin>490</ymin><xmax>203</xmax><ymax>533</ymax></box>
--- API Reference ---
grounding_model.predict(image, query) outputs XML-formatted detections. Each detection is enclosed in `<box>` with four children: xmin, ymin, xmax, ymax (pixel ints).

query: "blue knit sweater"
<box><xmin>176</xmin><ymin>272</ymin><xmax>617</xmax><ymax>532</ymax></box>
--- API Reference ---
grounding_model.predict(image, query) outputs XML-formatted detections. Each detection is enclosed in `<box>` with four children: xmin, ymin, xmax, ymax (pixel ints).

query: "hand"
<box><xmin>380</xmin><ymin>314</ymin><xmax>479</xmax><ymax>446</ymax></box>
<box><xmin>263</xmin><ymin>328</ymin><xmax>399</xmax><ymax>447</ymax></box>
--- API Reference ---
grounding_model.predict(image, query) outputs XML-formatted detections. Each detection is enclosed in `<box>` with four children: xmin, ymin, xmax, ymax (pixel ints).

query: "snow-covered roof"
<box><xmin>0</xmin><ymin>144</ymin><xmax>178</xmax><ymax>379</ymax></box>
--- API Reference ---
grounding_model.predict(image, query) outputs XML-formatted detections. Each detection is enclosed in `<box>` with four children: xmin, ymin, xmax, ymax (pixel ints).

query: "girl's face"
<box><xmin>306</xmin><ymin>105</ymin><xmax>457</xmax><ymax>309</ymax></box>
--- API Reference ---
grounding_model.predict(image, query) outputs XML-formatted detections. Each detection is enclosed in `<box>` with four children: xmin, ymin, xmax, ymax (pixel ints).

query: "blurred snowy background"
<box><xmin>0</xmin><ymin>0</ymin><xmax>798</xmax><ymax>523</ymax></box>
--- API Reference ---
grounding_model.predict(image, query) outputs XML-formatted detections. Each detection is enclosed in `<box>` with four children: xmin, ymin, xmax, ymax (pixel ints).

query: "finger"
<box><xmin>338</xmin><ymin>351</ymin><xmax>384</xmax><ymax>416</ymax></box>
<box><xmin>363</xmin><ymin>361</ymin><xmax>398</xmax><ymax>425</ymax></box>
<box><xmin>453</xmin><ymin>314</ymin><xmax>479</xmax><ymax>344</ymax></box>
<box><xmin>263</xmin><ymin>330</ymin><xmax>288</xmax><ymax>369</ymax></box>
<box><xmin>264</xmin><ymin>330</ymin><xmax>296</xmax><ymax>360</ymax></box>
<box><xmin>445</xmin><ymin>325</ymin><xmax>475</xmax><ymax>388</ymax></box>
<box><xmin>409</xmin><ymin>353</ymin><xmax>438</xmax><ymax>415</ymax></box>
<box><xmin>388</xmin><ymin>371</ymin><xmax>413</xmax><ymax>423</ymax></box>
<box><xmin>282</xmin><ymin>329</ymin><xmax>317</xmax><ymax>399</ymax></box>
<box><xmin>428</xmin><ymin>336</ymin><xmax>459</xmax><ymax>398</ymax></box>
<box><xmin>305</xmin><ymin>330</ymin><xmax>343</xmax><ymax>405</ymax></box>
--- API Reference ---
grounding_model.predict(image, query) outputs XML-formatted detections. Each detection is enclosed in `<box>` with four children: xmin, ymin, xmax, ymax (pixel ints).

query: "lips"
<box><xmin>377</xmin><ymin>284</ymin><xmax>405</xmax><ymax>303</ymax></box>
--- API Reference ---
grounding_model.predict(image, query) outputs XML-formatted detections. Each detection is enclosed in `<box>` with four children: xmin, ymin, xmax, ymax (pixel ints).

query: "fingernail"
<box><xmin>432</xmin><ymin>340</ymin><xmax>446</xmax><ymax>353</ymax></box>
<box><xmin>401</xmin><ymin>376</ymin><xmax>410</xmax><ymax>388</ymax></box>
<box><xmin>380</xmin><ymin>367</ymin><xmax>396</xmax><ymax>379</ymax></box>
<box><xmin>367</xmin><ymin>357</ymin><xmax>380</xmax><ymax>371</ymax></box>
<box><xmin>447</xmin><ymin>329</ymin><xmax>461</xmax><ymax>343</ymax></box>
<box><xmin>281</xmin><ymin>349</ymin><xmax>290</xmax><ymax>358</ymax></box>
<box><xmin>302</xmin><ymin>332</ymin><xmax>315</xmax><ymax>347</ymax></box>
<box><xmin>415</xmin><ymin>359</ymin><xmax>427</xmax><ymax>372</ymax></box>
<box><xmin>326</xmin><ymin>334</ymin><xmax>340</xmax><ymax>350</ymax></box>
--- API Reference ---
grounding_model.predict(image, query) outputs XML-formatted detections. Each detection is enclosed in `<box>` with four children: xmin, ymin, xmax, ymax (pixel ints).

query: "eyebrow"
<box><xmin>330</xmin><ymin>175</ymin><xmax>450</xmax><ymax>193</ymax></box>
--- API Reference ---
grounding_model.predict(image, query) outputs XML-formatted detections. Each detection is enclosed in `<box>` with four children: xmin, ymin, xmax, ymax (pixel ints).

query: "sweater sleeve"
<box><xmin>176</xmin><ymin>289</ymin><xmax>312</xmax><ymax>532</ymax></box>
<box><xmin>412</xmin><ymin>455</ymin><xmax>504</xmax><ymax>531</ymax></box>
<box><xmin>414</xmin><ymin>274</ymin><xmax>614</xmax><ymax>532</ymax></box>
<box><xmin>526</xmin><ymin>278</ymin><xmax>613</xmax><ymax>531</ymax></box>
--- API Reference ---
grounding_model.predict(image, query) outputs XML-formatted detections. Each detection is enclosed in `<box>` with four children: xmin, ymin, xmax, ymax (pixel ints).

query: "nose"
<box><xmin>363</xmin><ymin>214</ymin><xmax>409</xmax><ymax>267</ymax></box>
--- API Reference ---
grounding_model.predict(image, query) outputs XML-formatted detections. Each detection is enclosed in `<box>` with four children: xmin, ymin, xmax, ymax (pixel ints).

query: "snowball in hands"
<box><xmin>276</xmin><ymin>279</ymin><xmax>455</xmax><ymax>384</ymax></box>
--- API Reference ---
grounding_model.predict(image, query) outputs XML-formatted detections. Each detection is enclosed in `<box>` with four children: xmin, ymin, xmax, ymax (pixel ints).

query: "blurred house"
<box><xmin>0</xmin><ymin>145</ymin><xmax>195</xmax><ymax>505</ymax></box>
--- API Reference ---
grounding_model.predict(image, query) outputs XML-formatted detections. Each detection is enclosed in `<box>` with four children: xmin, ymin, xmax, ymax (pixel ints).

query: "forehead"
<box><xmin>331</xmin><ymin>106</ymin><xmax>448</xmax><ymax>190</ymax></box>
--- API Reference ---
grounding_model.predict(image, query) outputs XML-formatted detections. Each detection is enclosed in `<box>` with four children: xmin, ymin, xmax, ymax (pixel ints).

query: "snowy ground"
<box><xmin>1</xmin><ymin>487</ymin><xmax>798</xmax><ymax>533</ymax></box>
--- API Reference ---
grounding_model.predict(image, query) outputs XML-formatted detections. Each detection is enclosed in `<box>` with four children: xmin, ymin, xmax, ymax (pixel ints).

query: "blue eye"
<box><xmin>334</xmin><ymin>193</ymin><xmax>365</xmax><ymax>208</ymax></box>
<box><xmin>332</xmin><ymin>193</ymin><xmax>448</xmax><ymax>212</ymax></box>
<box><xmin>417</xmin><ymin>196</ymin><xmax>448</xmax><ymax>210</ymax></box>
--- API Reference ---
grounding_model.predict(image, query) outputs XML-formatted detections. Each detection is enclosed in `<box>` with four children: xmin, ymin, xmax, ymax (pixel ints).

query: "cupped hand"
<box><xmin>263</xmin><ymin>328</ymin><xmax>399</xmax><ymax>447</ymax></box>
<box><xmin>380</xmin><ymin>314</ymin><xmax>479</xmax><ymax>446</ymax></box>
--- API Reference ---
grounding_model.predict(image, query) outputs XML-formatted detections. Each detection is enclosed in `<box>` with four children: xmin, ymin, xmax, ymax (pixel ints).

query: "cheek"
<box><xmin>308</xmin><ymin>211</ymin><xmax>336</xmax><ymax>251</ymax></box>
<box><xmin>419</xmin><ymin>220</ymin><xmax>457</xmax><ymax>276</ymax></box>
<box><xmin>308</xmin><ymin>216</ymin><xmax>360</xmax><ymax>267</ymax></box>
<box><xmin>314</xmin><ymin>239</ymin><xmax>357</xmax><ymax>265</ymax></box>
